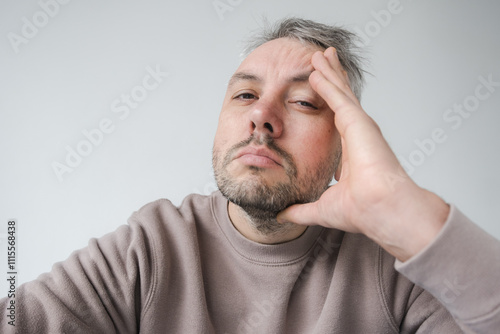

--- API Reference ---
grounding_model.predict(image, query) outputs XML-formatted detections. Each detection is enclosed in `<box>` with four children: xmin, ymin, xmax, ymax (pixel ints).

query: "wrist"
<box><xmin>367</xmin><ymin>187</ymin><xmax>450</xmax><ymax>262</ymax></box>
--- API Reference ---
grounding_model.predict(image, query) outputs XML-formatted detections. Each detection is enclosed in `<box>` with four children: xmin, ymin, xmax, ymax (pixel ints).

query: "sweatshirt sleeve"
<box><xmin>395</xmin><ymin>204</ymin><xmax>500</xmax><ymax>333</ymax></box>
<box><xmin>0</xmin><ymin>215</ymin><xmax>155</xmax><ymax>334</ymax></box>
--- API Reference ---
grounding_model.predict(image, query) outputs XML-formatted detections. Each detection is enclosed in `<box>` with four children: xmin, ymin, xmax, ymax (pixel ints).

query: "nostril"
<box><xmin>264</xmin><ymin>122</ymin><xmax>273</xmax><ymax>133</ymax></box>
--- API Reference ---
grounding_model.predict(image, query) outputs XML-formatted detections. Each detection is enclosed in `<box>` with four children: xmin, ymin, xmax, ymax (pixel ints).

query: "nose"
<box><xmin>248</xmin><ymin>98</ymin><xmax>283</xmax><ymax>139</ymax></box>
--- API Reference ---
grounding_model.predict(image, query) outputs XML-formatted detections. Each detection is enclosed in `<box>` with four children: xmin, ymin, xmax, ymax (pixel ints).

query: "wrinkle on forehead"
<box><xmin>228</xmin><ymin>70</ymin><xmax>314</xmax><ymax>89</ymax></box>
<box><xmin>236</xmin><ymin>37</ymin><xmax>322</xmax><ymax>83</ymax></box>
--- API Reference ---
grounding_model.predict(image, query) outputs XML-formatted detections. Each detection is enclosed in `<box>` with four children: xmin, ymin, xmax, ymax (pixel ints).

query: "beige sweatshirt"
<box><xmin>1</xmin><ymin>191</ymin><xmax>499</xmax><ymax>333</ymax></box>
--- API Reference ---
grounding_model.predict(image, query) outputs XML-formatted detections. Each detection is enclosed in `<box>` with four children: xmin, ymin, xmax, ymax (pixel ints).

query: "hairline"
<box><xmin>240</xmin><ymin>18</ymin><xmax>367</xmax><ymax>100</ymax></box>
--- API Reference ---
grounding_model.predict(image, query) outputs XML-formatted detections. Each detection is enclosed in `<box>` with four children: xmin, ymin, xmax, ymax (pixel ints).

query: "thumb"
<box><xmin>277</xmin><ymin>201</ymin><xmax>323</xmax><ymax>226</ymax></box>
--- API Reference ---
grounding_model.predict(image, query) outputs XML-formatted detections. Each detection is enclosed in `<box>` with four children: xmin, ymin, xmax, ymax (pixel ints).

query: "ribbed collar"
<box><xmin>211</xmin><ymin>191</ymin><xmax>325</xmax><ymax>266</ymax></box>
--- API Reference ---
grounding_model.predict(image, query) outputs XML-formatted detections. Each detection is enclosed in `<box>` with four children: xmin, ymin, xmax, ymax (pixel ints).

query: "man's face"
<box><xmin>213</xmin><ymin>38</ymin><xmax>342</xmax><ymax>224</ymax></box>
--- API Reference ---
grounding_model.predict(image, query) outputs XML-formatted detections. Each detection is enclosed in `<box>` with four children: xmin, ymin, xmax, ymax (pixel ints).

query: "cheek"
<box><xmin>286</xmin><ymin>117</ymin><xmax>339</xmax><ymax>172</ymax></box>
<box><xmin>213</xmin><ymin>113</ymin><xmax>228</xmax><ymax>151</ymax></box>
<box><xmin>213</xmin><ymin>111</ymin><xmax>243</xmax><ymax>154</ymax></box>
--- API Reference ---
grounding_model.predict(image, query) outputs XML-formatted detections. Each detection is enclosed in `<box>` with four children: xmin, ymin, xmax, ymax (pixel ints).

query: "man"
<box><xmin>2</xmin><ymin>18</ymin><xmax>499</xmax><ymax>333</ymax></box>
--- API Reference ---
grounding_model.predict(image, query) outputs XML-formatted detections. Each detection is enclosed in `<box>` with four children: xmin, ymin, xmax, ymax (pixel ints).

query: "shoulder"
<box><xmin>130</xmin><ymin>192</ymin><xmax>216</xmax><ymax>227</ymax></box>
<box><xmin>122</xmin><ymin>192</ymin><xmax>225</xmax><ymax>247</ymax></box>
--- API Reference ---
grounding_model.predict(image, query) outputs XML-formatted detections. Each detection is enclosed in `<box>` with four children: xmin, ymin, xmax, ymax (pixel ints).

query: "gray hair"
<box><xmin>242</xmin><ymin>17</ymin><xmax>367</xmax><ymax>100</ymax></box>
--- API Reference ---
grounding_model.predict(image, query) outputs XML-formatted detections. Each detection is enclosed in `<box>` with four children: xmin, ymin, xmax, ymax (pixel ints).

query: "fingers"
<box><xmin>310</xmin><ymin>48</ymin><xmax>396</xmax><ymax>172</ymax></box>
<box><xmin>310</xmin><ymin>48</ymin><xmax>379</xmax><ymax>146</ymax></box>
<box><xmin>309</xmin><ymin>70</ymin><xmax>362</xmax><ymax>134</ymax></box>
<box><xmin>311</xmin><ymin>48</ymin><xmax>360</xmax><ymax>107</ymax></box>
<box><xmin>277</xmin><ymin>192</ymin><xmax>349</xmax><ymax>231</ymax></box>
<box><xmin>277</xmin><ymin>202</ymin><xmax>322</xmax><ymax>226</ymax></box>
<box><xmin>324</xmin><ymin>48</ymin><xmax>351</xmax><ymax>87</ymax></box>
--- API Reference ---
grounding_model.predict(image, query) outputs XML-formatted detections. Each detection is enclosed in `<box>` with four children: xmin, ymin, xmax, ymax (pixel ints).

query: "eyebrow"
<box><xmin>228</xmin><ymin>71</ymin><xmax>313</xmax><ymax>87</ymax></box>
<box><xmin>228</xmin><ymin>72</ymin><xmax>261</xmax><ymax>88</ymax></box>
<box><xmin>289</xmin><ymin>72</ymin><xmax>313</xmax><ymax>83</ymax></box>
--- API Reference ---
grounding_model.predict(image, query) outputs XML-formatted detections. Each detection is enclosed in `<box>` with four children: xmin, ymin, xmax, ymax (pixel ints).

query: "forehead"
<box><xmin>234</xmin><ymin>38</ymin><xmax>323</xmax><ymax>80</ymax></box>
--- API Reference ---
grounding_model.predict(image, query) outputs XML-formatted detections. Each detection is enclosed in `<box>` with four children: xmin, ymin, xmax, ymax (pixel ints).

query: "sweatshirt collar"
<box><xmin>211</xmin><ymin>191</ymin><xmax>325</xmax><ymax>265</ymax></box>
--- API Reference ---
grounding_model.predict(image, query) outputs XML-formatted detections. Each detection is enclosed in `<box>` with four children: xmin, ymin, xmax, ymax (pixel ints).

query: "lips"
<box><xmin>234</xmin><ymin>146</ymin><xmax>283</xmax><ymax>167</ymax></box>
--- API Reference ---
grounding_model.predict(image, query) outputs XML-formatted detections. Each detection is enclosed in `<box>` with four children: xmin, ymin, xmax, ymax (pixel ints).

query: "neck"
<box><xmin>228</xmin><ymin>201</ymin><xmax>307</xmax><ymax>244</ymax></box>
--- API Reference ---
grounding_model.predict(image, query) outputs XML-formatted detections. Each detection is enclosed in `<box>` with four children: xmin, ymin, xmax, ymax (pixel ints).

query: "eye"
<box><xmin>295</xmin><ymin>100</ymin><xmax>318</xmax><ymax>110</ymax></box>
<box><xmin>234</xmin><ymin>92</ymin><xmax>257</xmax><ymax>100</ymax></box>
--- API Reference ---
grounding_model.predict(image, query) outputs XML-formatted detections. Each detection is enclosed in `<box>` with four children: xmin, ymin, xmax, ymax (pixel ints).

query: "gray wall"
<box><xmin>1</xmin><ymin>0</ymin><xmax>499</xmax><ymax>287</ymax></box>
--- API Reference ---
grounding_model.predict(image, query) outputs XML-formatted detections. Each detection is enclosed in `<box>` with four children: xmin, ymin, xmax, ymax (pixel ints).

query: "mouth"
<box><xmin>234</xmin><ymin>146</ymin><xmax>283</xmax><ymax>168</ymax></box>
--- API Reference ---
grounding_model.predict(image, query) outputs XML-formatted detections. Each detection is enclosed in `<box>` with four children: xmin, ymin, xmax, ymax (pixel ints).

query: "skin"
<box><xmin>214</xmin><ymin>37</ymin><xmax>449</xmax><ymax>262</ymax></box>
<box><xmin>213</xmin><ymin>38</ymin><xmax>340</xmax><ymax>244</ymax></box>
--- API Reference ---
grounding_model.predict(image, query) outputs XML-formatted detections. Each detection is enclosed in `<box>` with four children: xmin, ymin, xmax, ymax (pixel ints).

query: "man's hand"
<box><xmin>277</xmin><ymin>47</ymin><xmax>450</xmax><ymax>262</ymax></box>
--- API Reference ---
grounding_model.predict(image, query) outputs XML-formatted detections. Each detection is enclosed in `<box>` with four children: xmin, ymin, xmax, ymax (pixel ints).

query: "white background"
<box><xmin>1</xmin><ymin>0</ymin><xmax>499</xmax><ymax>289</ymax></box>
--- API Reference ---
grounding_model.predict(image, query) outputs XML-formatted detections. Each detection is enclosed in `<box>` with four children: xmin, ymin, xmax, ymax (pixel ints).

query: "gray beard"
<box><xmin>213</xmin><ymin>134</ymin><xmax>340</xmax><ymax>236</ymax></box>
